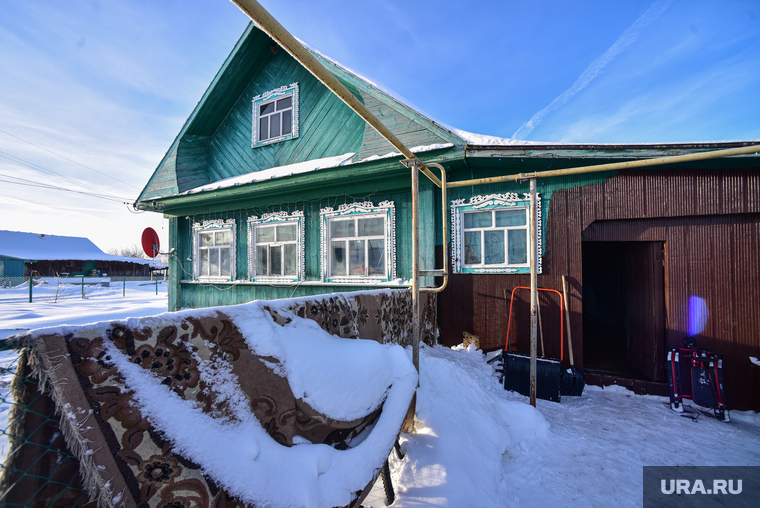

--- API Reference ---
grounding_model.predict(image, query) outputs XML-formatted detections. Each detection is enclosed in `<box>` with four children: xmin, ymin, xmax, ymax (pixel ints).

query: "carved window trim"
<box><xmin>247</xmin><ymin>211</ymin><xmax>305</xmax><ymax>282</ymax></box>
<box><xmin>320</xmin><ymin>201</ymin><xmax>396</xmax><ymax>283</ymax></box>
<box><xmin>251</xmin><ymin>83</ymin><xmax>299</xmax><ymax>148</ymax></box>
<box><xmin>450</xmin><ymin>193</ymin><xmax>542</xmax><ymax>274</ymax></box>
<box><xmin>192</xmin><ymin>219</ymin><xmax>237</xmax><ymax>282</ymax></box>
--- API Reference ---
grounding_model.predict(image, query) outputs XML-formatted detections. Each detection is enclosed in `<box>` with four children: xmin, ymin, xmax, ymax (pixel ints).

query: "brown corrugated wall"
<box><xmin>438</xmin><ymin>166</ymin><xmax>760</xmax><ymax>410</ymax></box>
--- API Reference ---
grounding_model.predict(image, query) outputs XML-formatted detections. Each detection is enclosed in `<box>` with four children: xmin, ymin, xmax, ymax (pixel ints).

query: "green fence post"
<box><xmin>81</xmin><ymin>275</ymin><xmax>85</xmax><ymax>299</ymax></box>
<box><xmin>123</xmin><ymin>277</ymin><xmax>126</xmax><ymax>297</ymax></box>
<box><xmin>28</xmin><ymin>275</ymin><xmax>32</xmax><ymax>303</ymax></box>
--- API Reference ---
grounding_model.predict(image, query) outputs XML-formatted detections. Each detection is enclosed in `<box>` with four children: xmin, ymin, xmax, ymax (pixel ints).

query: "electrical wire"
<box><xmin>0</xmin><ymin>128</ymin><xmax>141</xmax><ymax>190</ymax></box>
<box><xmin>0</xmin><ymin>151</ymin><xmax>127</xmax><ymax>201</ymax></box>
<box><xmin>0</xmin><ymin>173</ymin><xmax>130</xmax><ymax>203</ymax></box>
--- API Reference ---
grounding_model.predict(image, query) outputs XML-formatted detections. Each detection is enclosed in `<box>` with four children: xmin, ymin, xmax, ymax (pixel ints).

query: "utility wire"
<box><xmin>0</xmin><ymin>128</ymin><xmax>141</xmax><ymax>190</ymax></box>
<box><xmin>0</xmin><ymin>172</ymin><xmax>131</xmax><ymax>203</ymax></box>
<box><xmin>0</xmin><ymin>151</ymin><xmax>127</xmax><ymax>201</ymax></box>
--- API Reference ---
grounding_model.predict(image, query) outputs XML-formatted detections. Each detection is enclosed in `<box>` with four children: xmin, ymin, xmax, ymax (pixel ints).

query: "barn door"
<box><xmin>625</xmin><ymin>242</ymin><xmax>665</xmax><ymax>381</ymax></box>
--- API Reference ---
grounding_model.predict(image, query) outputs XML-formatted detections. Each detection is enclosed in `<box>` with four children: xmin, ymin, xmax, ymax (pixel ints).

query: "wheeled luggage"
<box><xmin>667</xmin><ymin>346</ymin><xmax>730</xmax><ymax>422</ymax></box>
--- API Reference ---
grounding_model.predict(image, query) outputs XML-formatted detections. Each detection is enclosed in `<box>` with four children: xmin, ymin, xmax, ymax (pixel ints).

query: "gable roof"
<box><xmin>136</xmin><ymin>23</ymin><xmax>467</xmax><ymax>205</ymax></box>
<box><xmin>0</xmin><ymin>230</ymin><xmax>153</xmax><ymax>265</ymax></box>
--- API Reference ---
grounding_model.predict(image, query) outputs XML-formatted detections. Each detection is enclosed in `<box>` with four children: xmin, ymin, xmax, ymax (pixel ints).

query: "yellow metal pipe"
<box><xmin>420</xmin><ymin>163</ymin><xmax>448</xmax><ymax>294</ymax></box>
<box><xmin>230</xmin><ymin>0</ymin><xmax>442</xmax><ymax>188</ymax></box>
<box><xmin>446</xmin><ymin>143</ymin><xmax>760</xmax><ymax>189</ymax></box>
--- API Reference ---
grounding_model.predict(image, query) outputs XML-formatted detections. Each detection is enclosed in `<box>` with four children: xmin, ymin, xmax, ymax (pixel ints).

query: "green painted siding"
<box><xmin>165</xmin><ymin>182</ymin><xmax>435</xmax><ymax>311</ymax></box>
<box><xmin>0</xmin><ymin>256</ymin><xmax>26</xmax><ymax>277</ymax></box>
<box><xmin>206</xmin><ymin>51</ymin><xmax>365</xmax><ymax>181</ymax></box>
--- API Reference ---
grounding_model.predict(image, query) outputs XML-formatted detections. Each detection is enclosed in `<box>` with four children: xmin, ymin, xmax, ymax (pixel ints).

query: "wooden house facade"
<box><xmin>136</xmin><ymin>23</ymin><xmax>760</xmax><ymax>410</ymax></box>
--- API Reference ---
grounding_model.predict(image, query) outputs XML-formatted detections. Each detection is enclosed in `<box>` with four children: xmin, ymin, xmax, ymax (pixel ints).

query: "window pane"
<box><xmin>200</xmin><ymin>232</ymin><xmax>213</xmax><ymax>247</ymax></box>
<box><xmin>220</xmin><ymin>248</ymin><xmax>230</xmax><ymax>277</ymax></box>
<box><xmin>368</xmin><ymin>239</ymin><xmax>385</xmax><ymax>275</ymax></box>
<box><xmin>349</xmin><ymin>240</ymin><xmax>364</xmax><ymax>275</ymax></box>
<box><xmin>277</xmin><ymin>224</ymin><xmax>297</xmax><ymax>241</ymax></box>
<box><xmin>260</xmin><ymin>102</ymin><xmax>275</xmax><ymax>115</ymax></box>
<box><xmin>484</xmin><ymin>230</ymin><xmax>505</xmax><ymax>265</ymax></box>
<box><xmin>270</xmin><ymin>113</ymin><xmax>281</xmax><ymax>138</ymax></box>
<box><xmin>215</xmin><ymin>230</ymin><xmax>230</xmax><ymax>245</ymax></box>
<box><xmin>282</xmin><ymin>110</ymin><xmax>292</xmax><ymax>135</ymax></box>
<box><xmin>464</xmin><ymin>211</ymin><xmax>491</xmax><ymax>229</ymax></box>
<box><xmin>276</xmin><ymin>97</ymin><xmax>292</xmax><ymax>111</ymax></box>
<box><xmin>464</xmin><ymin>231</ymin><xmax>482</xmax><ymax>264</ymax></box>
<box><xmin>358</xmin><ymin>217</ymin><xmax>384</xmax><ymax>237</ymax></box>
<box><xmin>256</xmin><ymin>245</ymin><xmax>268</xmax><ymax>276</ymax></box>
<box><xmin>331</xmin><ymin>220</ymin><xmax>354</xmax><ymax>238</ymax></box>
<box><xmin>200</xmin><ymin>249</ymin><xmax>209</xmax><ymax>276</ymax></box>
<box><xmin>331</xmin><ymin>240</ymin><xmax>346</xmax><ymax>276</ymax></box>
<box><xmin>259</xmin><ymin>117</ymin><xmax>269</xmax><ymax>141</ymax></box>
<box><xmin>495</xmin><ymin>209</ymin><xmax>526</xmax><ymax>227</ymax></box>
<box><xmin>258</xmin><ymin>226</ymin><xmax>275</xmax><ymax>243</ymax></box>
<box><xmin>284</xmin><ymin>244</ymin><xmax>297</xmax><ymax>276</ymax></box>
<box><xmin>210</xmin><ymin>249</ymin><xmax>220</xmax><ymax>276</ymax></box>
<box><xmin>271</xmin><ymin>245</ymin><xmax>282</xmax><ymax>275</ymax></box>
<box><xmin>508</xmin><ymin>229</ymin><xmax>528</xmax><ymax>265</ymax></box>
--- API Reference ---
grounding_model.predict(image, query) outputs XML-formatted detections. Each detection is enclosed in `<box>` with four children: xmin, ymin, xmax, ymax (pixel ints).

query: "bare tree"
<box><xmin>108</xmin><ymin>244</ymin><xmax>149</xmax><ymax>259</ymax></box>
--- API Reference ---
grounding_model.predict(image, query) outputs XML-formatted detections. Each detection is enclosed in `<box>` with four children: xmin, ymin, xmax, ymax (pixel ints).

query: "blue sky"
<box><xmin>1</xmin><ymin>0</ymin><xmax>758</xmax><ymax>252</ymax></box>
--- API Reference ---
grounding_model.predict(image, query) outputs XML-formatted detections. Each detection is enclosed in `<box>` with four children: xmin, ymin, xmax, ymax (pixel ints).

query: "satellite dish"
<box><xmin>141</xmin><ymin>227</ymin><xmax>160</xmax><ymax>258</ymax></box>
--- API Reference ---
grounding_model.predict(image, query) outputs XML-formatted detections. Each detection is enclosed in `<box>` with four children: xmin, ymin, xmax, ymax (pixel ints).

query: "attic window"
<box><xmin>252</xmin><ymin>83</ymin><xmax>299</xmax><ymax>148</ymax></box>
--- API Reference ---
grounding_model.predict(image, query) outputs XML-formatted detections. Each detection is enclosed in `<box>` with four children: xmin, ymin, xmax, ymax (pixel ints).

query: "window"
<box><xmin>248</xmin><ymin>211</ymin><xmax>304</xmax><ymax>282</ymax></box>
<box><xmin>321</xmin><ymin>201</ymin><xmax>396</xmax><ymax>282</ymax></box>
<box><xmin>192</xmin><ymin>219</ymin><xmax>236</xmax><ymax>281</ymax></box>
<box><xmin>252</xmin><ymin>83</ymin><xmax>299</xmax><ymax>148</ymax></box>
<box><xmin>451</xmin><ymin>193</ymin><xmax>542</xmax><ymax>274</ymax></box>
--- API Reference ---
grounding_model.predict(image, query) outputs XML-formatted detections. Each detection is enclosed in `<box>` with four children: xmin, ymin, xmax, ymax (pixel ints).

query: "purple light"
<box><xmin>687</xmin><ymin>296</ymin><xmax>708</xmax><ymax>336</ymax></box>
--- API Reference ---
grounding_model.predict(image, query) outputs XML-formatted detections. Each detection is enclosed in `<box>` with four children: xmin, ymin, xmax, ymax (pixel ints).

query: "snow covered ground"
<box><xmin>2</xmin><ymin>287</ymin><xmax>760</xmax><ymax>507</ymax></box>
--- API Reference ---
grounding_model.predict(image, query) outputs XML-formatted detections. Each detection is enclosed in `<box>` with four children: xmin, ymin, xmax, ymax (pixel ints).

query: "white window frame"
<box><xmin>192</xmin><ymin>219</ymin><xmax>237</xmax><ymax>282</ymax></box>
<box><xmin>247</xmin><ymin>211</ymin><xmax>304</xmax><ymax>282</ymax></box>
<box><xmin>451</xmin><ymin>193</ymin><xmax>542</xmax><ymax>274</ymax></box>
<box><xmin>252</xmin><ymin>83</ymin><xmax>299</xmax><ymax>148</ymax></box>
<box><xmin>320</xmin><ymin>201</ymin><xmax>396</xmax><ymax>283</ymax></box>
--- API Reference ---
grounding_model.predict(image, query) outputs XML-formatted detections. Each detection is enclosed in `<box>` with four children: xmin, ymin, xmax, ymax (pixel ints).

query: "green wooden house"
<box><xmin>137</xmin><ymin>22</ymin><xmax>760</xmax><ymax>410</ymax></box>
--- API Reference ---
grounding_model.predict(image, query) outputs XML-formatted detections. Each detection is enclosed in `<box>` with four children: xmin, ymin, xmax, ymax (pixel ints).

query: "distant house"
<box><xmin>136</xmin><ymin>22</ymin><xmax>760</xmax><ymax>410</ymax></box>
<box><xmin>0</xmin><ymin>230</ymin><xmax>154</xmax><ymax>277</ymax></box>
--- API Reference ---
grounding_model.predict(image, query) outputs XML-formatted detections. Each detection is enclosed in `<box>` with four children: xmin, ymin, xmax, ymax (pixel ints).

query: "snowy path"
<box><xmin>364</xmin><ymin>346</ymin><xmax>760</xmax><ymax>508</ymax></box>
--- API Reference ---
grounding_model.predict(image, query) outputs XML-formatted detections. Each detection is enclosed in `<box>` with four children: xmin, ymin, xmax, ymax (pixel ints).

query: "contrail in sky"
<box><xmin>512</xmin><ymin>0</ymin><xmax>673</xmax><ymax>140</ymax></box>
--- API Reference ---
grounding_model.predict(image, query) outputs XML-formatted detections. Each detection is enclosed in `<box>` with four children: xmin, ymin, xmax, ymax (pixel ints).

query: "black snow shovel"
<box><xmin>498</xmin><ymin>287</ymin><xmax>564</xmax><ymax>403</ymax></box>
<box><xmin>560</xmin><ymin>275</ymin><xmax>585</xmax><ymax>396</ymax></box>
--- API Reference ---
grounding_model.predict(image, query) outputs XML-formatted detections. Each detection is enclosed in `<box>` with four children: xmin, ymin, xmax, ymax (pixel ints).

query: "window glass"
<box><xmin>216</xmin><ymin>230</ymin><xmax>230</xmax><ymax>245</ymax></box>
<box><xmin>464</xmin><ymin>211</ymin><xmax>491</xmax><ymax>229</ymax></box>
<box><xmin>200</xmin><ymin>232</ymin><xmax>213</xmax><ymax>247</ymax></box>
<box><xmin>220</xmin><ymin>249</ymin><xmax>230</xmax><ymax>276</ymax></box>
<box><xmin>259</xmin><ymin>118</ymin><xmax>268</xmax><ymax>141</ymax></box>
<box><xmin>209</xmin><ymin>250</ymin><xmax>220</xmax><ymax>276</ymax></box>
<box><xmin>260</xmin><ymin>102</ymin><xmax>275</xmax><ymax>116</ymax></box>
<box><xmin>270</xmin><ymin>114</ymin><xmax>281</xmax><ymax>138</ymax></box>
<box><xmin>256</xmin><ymin>245</ymin><xmax>268</xmax><ymax>276</ymax></box>
<box><xmin>200</xmin><ymin>249</ymin><xmax>209</xmax><ymax>276</ymax></box>
<box><xmin>258</xmin><ymin>226</ymin><xmax>275</xmax><ymax>243</ymax></box>
<box><xmin>282</xmin><ymin>110</ymin><xmax>292</xmax><ymax>135</ymax></box>
<box><xmin>331</xmin><ymin>241</ymin><xmax>346</xmax><ymax>276</ymax></box>
<box><xmin>484</xmin><ymin>230</ymin><xmax>505</xmax><ymax>264</ymax></box>
<box><xmin>508</xmin><ymin>229</ymin><xmax>528</xmax><ymax>264</ymax></box>
<box><xmin>349</xmin><ymin>240</ymin><xmax>364</xmax><ymax>275</ymax></box>
<box><xmin>368</xmin><ymin>239</ymin><xmax>385</xmax><ymax>275</ymax></box>
<box><xmin>358</xmin><ymin>217</ymin><xmax>384</xmax><ymax>236</ymax></box>
<box><xmin>277</xmin><ymin>224</ymin><xmax>297</xmax><ymax>241</ymax></box>
<box><xmin>271</xmin><ymin>245</ymin><xmax>282</xmax><ymax>275</ymax></box>
<box><xmin>284</xmin><ymin>244</ymin><xmax>297</xmax><ymax>276</ymax></box>
<box><xmin>464</xmin><ymin>231</ymin><xmax>481</xmax><ymax>264</ymax></box>
<box><xmin>277</xmin><ymin>97</ymin><xmax>291</xmax><ymax>110</ymax></box>
<box><xmin>495</xmin><ymin>209</ymin><xmax>526</xmax><ymax>227</ymax></box>
<box><xmin>331</xmin><ymin>220</ymin><xmax>354</xmax><ymax>238</ymax></box>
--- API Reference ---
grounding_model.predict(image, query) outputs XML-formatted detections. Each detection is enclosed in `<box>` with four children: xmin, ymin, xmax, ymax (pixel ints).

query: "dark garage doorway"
<box><xmin>582</xmin><ymin>241</ymin><xmax>666</xmax><ymax>382</ymax></box>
